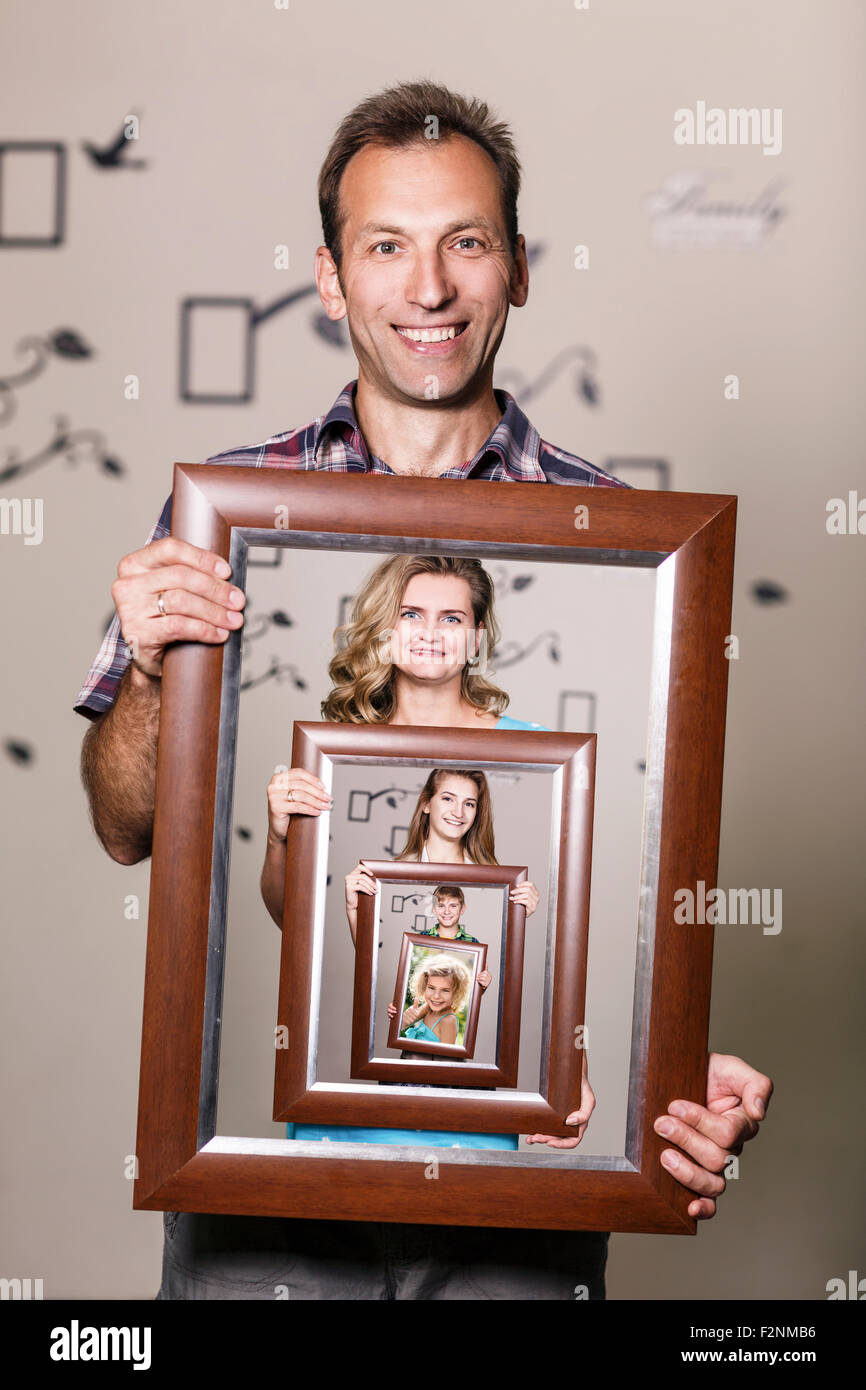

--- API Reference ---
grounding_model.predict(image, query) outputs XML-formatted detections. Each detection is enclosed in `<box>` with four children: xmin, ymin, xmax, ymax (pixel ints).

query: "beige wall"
<box><xmin>1</xmin><ymin>0</ymin><xmax>864</xmax><ymax>1299</ymax></box>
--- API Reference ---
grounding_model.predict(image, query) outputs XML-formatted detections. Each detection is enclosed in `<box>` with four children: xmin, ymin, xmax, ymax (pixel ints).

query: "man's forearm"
<box><xmin>261</xmin><ymin>830</ymin><xmax>287</xmax><ymax>927</ymax></box>
<box><xmin>80</xmin><ymin>663</ymin><xmax>161</xmax><ymax>864</ymax></box>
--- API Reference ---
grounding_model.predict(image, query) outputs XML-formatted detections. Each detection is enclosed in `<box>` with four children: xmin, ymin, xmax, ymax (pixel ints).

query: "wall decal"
<box><xmin>557</xmin><ymin>690</ymin><xmax>597</xmax><ymax>733</ymax></box>
<box><xmin>0</xmin><ymin>142</ymin><xmax>66</xmax><ymax>247</ymax></box>
<box><xmin>644</xmin><ymin>171</ymin><xmax>786</xmax><ymax>249</ymax></box>
<box><xmin>4</xmin><ymin>738</ymin><xmax>34</xmax><ymax>765</ymax></box>
<box><xmin>179</xmin><ymin>286</ymin><xmax>319</xmax><ymax>404</ymax></box>
<box><xmin>247</xmin><ymin>548</ymin><xmax>284</xmax><ymax>569</ymax></box>
<box><xmin>496</xmin><ymin>628</ymin><xmax>561</xmax><ymax>670</ymax></box>
<box><xmin>751</xmin><ymin>580</ymin><xmax>789</xmax><ymax>604</ymax></box>
<box><xmin>604</xmin><ymin>457</ymin><xmax>671</xmax><ymax>490</ymax></box>
<box><xmin>81</xmin><ymin>117</ymin><xmax>146</xmax><ymax>171</ymax></box>
<box><xmin>0</xmin><ymin>329</ymin><xmax>92</xmax><ymax>425</ymax></box>
<box><xmin>387</xmin><ymin>824</ymin><xmax>410</xmax><ymax>856</ymax></box>
<box><xmin>240</xmin><ymin>607</ymin><xmax>293</xmax><ymax>654</ymax></box>
<box><xmin>496</xmin><ymin>344</ymin><xmax>599</xmax><ymax>407</ymax></box>
<box><xmin>239</xmin><ymin>657</ymin><xmax>306</xmax><ymax>694</ymax></box>
<box><xmin>0</xmin><ymin>416</ymin><xmax>124</xmax><ymax>484</ymax></box>
<box><xmin>347</xmin><ymin>787</ymin><xmax>412</xmax><ymax>823</ymax></box>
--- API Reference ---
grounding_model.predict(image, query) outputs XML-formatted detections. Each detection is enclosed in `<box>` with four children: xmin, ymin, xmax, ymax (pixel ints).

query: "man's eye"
<box><xmin>455</xmin><ymin>237</ymin><xmax>481</xmax><ymax>250</ymax></box>
<box><xmin>374</xmin><ymin>241</ymin><xmax>398</xmax><ymax>255</ymax></box>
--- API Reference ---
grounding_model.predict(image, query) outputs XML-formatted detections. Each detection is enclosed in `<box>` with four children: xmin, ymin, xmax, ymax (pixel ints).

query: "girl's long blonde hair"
<box><xmin>321</xmin><ymin>554</ymin><xmax>509</xmax><ymax>724</ymax></box>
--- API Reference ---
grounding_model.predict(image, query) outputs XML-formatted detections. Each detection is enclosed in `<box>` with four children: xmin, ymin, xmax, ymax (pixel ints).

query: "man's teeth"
<box><xmin>396</xmin><ymin>325</ymin><xmax>464</xmax><ymax>343</ymax></box>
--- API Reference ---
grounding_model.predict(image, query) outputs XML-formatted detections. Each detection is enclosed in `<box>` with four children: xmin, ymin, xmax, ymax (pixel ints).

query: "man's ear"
<box><xmin>509</xmin><ymin>233</ymin><xmax>529</xmax><ymax>308</ymax></box>
<box><xmin>315</xmin><ymin>245</ymin><xmax>348</xmax><ymax>320</ymax></box>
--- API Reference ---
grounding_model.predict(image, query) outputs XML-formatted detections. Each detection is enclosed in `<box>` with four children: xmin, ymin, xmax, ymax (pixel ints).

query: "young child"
<box><xmin>398</xmin><ymin>953</ymin><xmax>472</xmax><ymax>1046</ymax></box>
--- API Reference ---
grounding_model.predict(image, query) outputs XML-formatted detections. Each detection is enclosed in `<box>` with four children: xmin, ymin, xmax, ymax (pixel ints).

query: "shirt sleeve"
<box><xmin>72</xmin><ymin>494</ymin><xmax>173</xmax><ymax>720</ymax></box>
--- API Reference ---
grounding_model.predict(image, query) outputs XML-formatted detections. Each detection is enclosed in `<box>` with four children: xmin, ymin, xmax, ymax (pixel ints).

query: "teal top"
<box><xmin>287</xmin><ymin>715</ymin><xmax>542</xmax><ymax>1151</ymax></box>
<box><xmin>404</xmin><ymin>1012</ymin><xmax>457</xmax><ymax>1043</ymax></box>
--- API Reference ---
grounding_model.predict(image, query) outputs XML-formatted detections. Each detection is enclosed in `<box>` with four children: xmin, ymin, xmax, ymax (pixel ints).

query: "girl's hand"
<box><xmin>509</xmin><ymin>880</ymin><xmax>539</xmax><ymax>917</ymax></box>
<box><xmin>524</xmin><ymin>1050</ymin><xmax>595</xmax><ymax>1148</ymax></box>
<box><xmin>345</xmin><ymin>863</ymin><xmax>377</xmax><ymax>912</ymax></box>
<box><xmin>387</xmin><ymin>1002</ymin><xmax>397</xmax><ymax>1019</ymax></box>
<box><xmin>478</xmin><ymin>969</ymin><xmax>492</xmax><ymax>991</ymax></box>
<box><xmin>404</xmin><ymin>997</ymin><xmax>425</xmax><ymax>1025</ymax></box>
<box><xmin>267</xmin><ymin>767</ymin><xmax>332</xmax><ymax>843</ymax></box>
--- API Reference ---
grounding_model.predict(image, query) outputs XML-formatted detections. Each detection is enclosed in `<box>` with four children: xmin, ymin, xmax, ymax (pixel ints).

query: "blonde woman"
<box><xmin>262</xmin><ymin>553</ymin><xmax>591</xmax><ymax>1150</ymax></box>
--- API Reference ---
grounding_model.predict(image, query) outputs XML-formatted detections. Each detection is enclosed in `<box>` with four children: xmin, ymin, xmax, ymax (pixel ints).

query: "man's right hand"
<box><xmin>111</xmin><ymin>537</ymin><xmax>247</xmax><ymax>679</ymax></box>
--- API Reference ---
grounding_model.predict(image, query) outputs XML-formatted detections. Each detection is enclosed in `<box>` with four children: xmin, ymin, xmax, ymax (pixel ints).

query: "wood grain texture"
<box><xmin>132</xmin><ymin>467</ymin><xmax>735</xmax><ymax>1233</ymax></box>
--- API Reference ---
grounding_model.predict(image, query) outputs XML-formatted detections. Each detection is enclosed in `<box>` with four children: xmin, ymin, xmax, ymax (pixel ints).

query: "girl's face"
<box><xmin>423</xmin><ymin>775</ymin><xmax>478</xmax><ymax>844</ymax></box>
<box><xmin>392</xmin><ymin>574</ymin><xmax>483</xmax><ymax>685</ymax></box>
<box><xmin>424</xmin><ymin>975</ymin><xmax>455</xmax><ymax>1012</ymax></box>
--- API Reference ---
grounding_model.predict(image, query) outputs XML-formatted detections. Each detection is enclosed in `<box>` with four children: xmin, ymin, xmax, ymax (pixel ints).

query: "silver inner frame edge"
<box><xmin>198</xmin><ymin>528</ymin><xmax>671</xmax><ymax>1170</ymax></box>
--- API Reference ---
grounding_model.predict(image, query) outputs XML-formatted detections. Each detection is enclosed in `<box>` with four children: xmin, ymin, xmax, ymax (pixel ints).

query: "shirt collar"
<box><xmin>314</xmin><ymin>380</ymin><xmax>546</xmax><ymax>481</ymax></box>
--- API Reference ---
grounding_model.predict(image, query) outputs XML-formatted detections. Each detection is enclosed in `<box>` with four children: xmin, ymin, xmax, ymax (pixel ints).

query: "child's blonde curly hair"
<box><xmin>408</xmin><ymin>952</ymin><xmax>472</xmax><ymax>1015</ymax></box>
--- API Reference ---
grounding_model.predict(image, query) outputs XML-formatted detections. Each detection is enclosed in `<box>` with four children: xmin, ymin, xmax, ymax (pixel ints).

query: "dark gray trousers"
<box><xmin>157</xmin><ymin>1212</ymin><xmax>609</xmax><ymax>1300</ymax></box>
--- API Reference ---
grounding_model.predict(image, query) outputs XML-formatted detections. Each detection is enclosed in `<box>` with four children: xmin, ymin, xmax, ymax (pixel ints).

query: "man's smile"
<box><xmin>392</xmin><ymin>322</ymin><xmax>470</xmax><ymax>352</ymax></box>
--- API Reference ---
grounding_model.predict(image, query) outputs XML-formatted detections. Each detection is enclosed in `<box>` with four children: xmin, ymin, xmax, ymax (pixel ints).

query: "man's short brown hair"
<box><xmin>318</xmin><ymin>79</ymin><xmax>521</xmax><ymax>272</ymax></box>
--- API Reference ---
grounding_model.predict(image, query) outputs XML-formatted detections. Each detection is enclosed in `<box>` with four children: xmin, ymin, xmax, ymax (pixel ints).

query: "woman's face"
<box><xmin>391</xmin><ymin>573</ymin><xmax>483</xmax><ymax>686</ymax></box>
<box><xmin>423</xmin><ymin>775</ymin><xmax>479</xmax><ymax>844</ymax></box>
<box><xmin>424</xmin><ymin>975</ymin><xmax>455</xmax><ymax>1012</ymax></box>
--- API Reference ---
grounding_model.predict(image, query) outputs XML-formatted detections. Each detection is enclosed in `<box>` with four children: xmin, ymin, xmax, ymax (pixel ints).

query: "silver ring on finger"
<box><xmin>156</xmin><ymin>591</ymin><xmax>167</xmax><ymax>618</ymax></box>
<box><xmin>286</xmin><ymin>789</ymin><xmax>294</xmax><ymax>802</ymax></box>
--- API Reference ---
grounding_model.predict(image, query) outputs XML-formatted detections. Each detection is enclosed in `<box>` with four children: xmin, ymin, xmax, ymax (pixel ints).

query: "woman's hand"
<box><xmin>509</xmin><ymin>880</ymin><xmax>539</xmax><ymax>917</ymax></box>
<box><xmin>267</xmin><ymin>767</ymin><xmax>332</xmax><ymax>843</ymax></box>
<box><xmin>344</xmin><ymin>862</ymin><xmax>378</xmax><ymax>913</ymax></box>
<box><xmin>477</xmin><ymin>969</ymin><xmax>492</xmax><ymax>991</ymax></box>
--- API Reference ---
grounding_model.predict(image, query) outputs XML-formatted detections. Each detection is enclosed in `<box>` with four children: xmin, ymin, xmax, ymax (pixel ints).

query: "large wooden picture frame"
<box><xmin>132</xmin><ymin>465</ymin><xmax>735</xmax><ymax>1234</ymax></box>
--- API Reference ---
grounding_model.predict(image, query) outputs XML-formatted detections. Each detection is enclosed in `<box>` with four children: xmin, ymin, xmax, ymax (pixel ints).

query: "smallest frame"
<box><xmin>387</xmin><ymin>931</ymin><xmax>488</xmax><ymax>1061</ymax></box>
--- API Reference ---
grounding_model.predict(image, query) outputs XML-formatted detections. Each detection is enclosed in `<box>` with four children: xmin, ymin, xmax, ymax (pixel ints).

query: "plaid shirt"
<box><xmin>416</xmin><ymin>924</ymin><xmax>479</xmax><ymax>944</ymax></box>
<box><xmin>74</xmin><ymin>380</ymin><xmax>628</xmax><ymax>718</ymax></box>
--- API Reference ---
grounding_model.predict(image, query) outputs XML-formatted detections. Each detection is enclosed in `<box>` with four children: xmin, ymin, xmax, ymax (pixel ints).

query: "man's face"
<box><xmin>317</xmin><ymin>135</ymin><xmax>527</xmax><ymax>406</ymax></box>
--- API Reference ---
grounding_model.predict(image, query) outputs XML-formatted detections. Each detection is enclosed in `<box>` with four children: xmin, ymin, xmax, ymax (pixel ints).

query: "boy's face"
<box><xmin>435</xmin><ymin>894</ymin><xmax>462</xmax><ymax>928</ymax></box>
<box><xmin>316</xmin><ymin>134</ymin><xmax>528</xmax><ymax>407</ymax></box>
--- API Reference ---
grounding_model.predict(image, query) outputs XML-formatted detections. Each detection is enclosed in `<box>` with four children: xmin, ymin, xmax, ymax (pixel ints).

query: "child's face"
<box><xmin>424</xmin><ymin>975</ymin><xmax>455</xmax><ymax>1011</ymax></box>
<box><xmin>423</xmin><ymin>776</ymin><xmax>478</xmax><ymax>844</ymax></box>
<box><xmin>435</xmin><ymin>894</ymin><xmax>461</xmax><ymax>928</ymax></box>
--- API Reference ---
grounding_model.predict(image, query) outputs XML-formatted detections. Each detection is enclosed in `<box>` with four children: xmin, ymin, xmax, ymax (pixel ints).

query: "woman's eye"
<box><xmin>400</xmin><ymin>609</ymin><xmax>420</xmax><ymax>619</ymax></box>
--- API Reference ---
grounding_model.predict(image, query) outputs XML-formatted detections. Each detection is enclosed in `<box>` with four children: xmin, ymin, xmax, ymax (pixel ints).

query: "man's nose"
<box><xmin>404</xmin><ymin>249</ymin><xmax>455</xmax><ymax>308</ymax></box>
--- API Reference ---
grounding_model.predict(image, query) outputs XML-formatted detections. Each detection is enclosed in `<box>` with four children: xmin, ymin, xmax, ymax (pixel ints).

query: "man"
<box><xmin>77</xmin><ymin>80</ymin><xmax>772</xmax><ymax>1299</ymax></box>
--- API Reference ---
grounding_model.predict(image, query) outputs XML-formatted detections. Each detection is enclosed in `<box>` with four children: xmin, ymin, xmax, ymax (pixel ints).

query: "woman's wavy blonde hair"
<box><xmin>321</xmin><ymin>554</ymin><xmax>509</xmax><ymax>724</ymax></box>
<box><xmin>408</xmin><ymin>952</ymin><xmax>473</xmax><ymax>1015</ymax></box>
